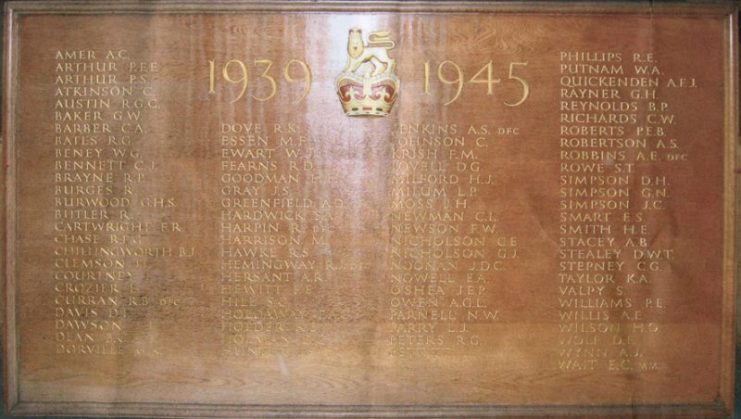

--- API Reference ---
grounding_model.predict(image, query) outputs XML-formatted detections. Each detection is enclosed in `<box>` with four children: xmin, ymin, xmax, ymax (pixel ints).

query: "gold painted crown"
<box><xmin>336</xmin><ymin>27</ymin><xmax>399</xmax><ymax>117</ymax></box>
<box><xmin>336</xmin><ymin>72</ymin><xmax>399</xmax><ymax>116</ymax></box>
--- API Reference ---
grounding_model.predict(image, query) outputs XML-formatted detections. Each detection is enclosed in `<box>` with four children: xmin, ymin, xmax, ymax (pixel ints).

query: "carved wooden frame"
<box><xmin>2</xmin><ymin>1</ymin><xmax>737</xmax><ymax>417</ymax></box>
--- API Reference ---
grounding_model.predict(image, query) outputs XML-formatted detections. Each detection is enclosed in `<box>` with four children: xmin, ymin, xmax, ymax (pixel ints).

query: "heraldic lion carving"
<box><xmin>344</xmin><ymin>27</ymin><xmax>396</xmax><ymax>77</ymax></box>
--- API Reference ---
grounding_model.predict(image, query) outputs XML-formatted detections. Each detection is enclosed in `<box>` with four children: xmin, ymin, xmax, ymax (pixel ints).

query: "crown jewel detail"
<box><xmin>336</xmin><ymin>27</ymin><xmax>399</xmax><ymax>117</ymax></box>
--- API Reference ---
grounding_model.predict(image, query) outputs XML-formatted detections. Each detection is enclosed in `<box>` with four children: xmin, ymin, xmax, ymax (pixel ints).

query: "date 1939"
<box><xmin>207</xmin><ymin>58</ymin><xmax>530</xmax><ymax>107</ymax></box>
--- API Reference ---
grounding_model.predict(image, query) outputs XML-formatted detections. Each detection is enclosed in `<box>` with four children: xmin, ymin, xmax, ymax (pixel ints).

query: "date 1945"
<box><xmin>207</xmin><ymin>58</ymin><xmax>530</xmax><ymax>107</ymax></box>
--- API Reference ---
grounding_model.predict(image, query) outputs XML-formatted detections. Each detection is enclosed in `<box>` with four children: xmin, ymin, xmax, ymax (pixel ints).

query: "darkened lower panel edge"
<box><xmin>6</xmin><ymin>400</ymin><xmax>733</xmax><ymax>418</ymax></box>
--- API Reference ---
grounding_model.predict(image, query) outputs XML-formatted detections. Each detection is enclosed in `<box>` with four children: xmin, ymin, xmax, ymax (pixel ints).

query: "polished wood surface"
<box><xmin>2</xmin><ymin>1</ymin><xmax>738</xmax><ymax>417</ymax></box>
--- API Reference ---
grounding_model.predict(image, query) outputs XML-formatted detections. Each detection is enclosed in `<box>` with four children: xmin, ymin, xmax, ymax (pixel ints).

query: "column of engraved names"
<box><xmin>53</xmin><ymin>49</ymin><xmax>169</xmax><ymax>356</ymax></box>
<box><xmin>219</xmin><ymin>122</ymin><xmax>327</xmax><ymax>357</ymax></box>
<box><xmin>558</xmin><ymin>50</ymin><xmax>684</xmax><ymax>372</ymax></box>
<box><xmin>388</xmin><ymin>123</ymin><xmax>516</xmax><ymax>357</ymax></box>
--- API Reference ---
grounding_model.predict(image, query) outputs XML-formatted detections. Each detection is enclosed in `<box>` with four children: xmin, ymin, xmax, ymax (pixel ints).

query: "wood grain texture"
<box><xmin>722</xmin><ymin>10</ymin><xmax>738</xmax><ymax>414</ymax></box>
<box><xmin>3</xmin><ymin>0</ymin><xmax>738</xmax><ymax>417</ymax></box>
<box><xmin>3</xmin><ymin>2</ymin><xmax>19</xmax><ymax>413</ymax></box>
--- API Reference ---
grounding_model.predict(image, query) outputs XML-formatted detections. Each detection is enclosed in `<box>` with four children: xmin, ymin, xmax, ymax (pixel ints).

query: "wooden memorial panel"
<box><xmin>2</xmin><ymin>1</ymin><xmax>738</xmax><ymax>417</ymax></box>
